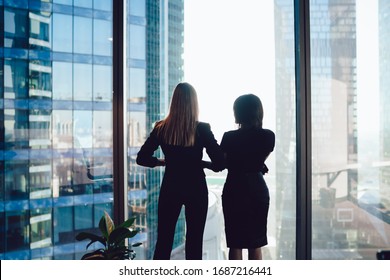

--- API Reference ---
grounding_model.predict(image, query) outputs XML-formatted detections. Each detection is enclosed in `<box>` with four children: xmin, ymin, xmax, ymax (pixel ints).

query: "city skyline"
<box><xmin>1</xmin><ymin>0</ymin><xmax>389</xmax><ymax>260</ymax></box>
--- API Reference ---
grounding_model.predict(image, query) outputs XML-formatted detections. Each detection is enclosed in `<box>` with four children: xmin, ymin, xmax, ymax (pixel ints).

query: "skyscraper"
<box><xmin>274</xmin><ymin>0</ymin><xmax>359</xmax><ymax>258</ymax></box>
<box><xmin>127</xmin><ymin>0</ymin><xmax>185</xmax><ymax>260</ymax></box>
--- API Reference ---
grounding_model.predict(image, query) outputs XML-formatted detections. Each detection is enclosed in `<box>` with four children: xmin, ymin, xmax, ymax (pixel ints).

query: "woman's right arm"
<box><xmin>136</xmin><ymin>129</ymin><xmax>164</xmax><ymax>168</ymax></box>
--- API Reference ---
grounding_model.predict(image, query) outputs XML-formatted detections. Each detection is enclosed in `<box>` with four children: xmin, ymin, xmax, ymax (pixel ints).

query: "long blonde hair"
<box><xmin>155</xmin><ymin>82</ymin><xmax>199</xmax><ymax>146</ymax></box>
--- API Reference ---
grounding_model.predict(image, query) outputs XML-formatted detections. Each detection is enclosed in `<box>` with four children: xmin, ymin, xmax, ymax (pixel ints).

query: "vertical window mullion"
<box><xmin>112</xmin><ymin>0</ymin><xmax>126</xmax><ymax>225</ymax></box>
<box><xmin>294</xmin><ymin>0</ymin><xmax>312</xmax><ymax>260</ymax></box>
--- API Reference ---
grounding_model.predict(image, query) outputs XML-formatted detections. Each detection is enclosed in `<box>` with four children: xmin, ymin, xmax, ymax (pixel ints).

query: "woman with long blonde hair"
<box><xmin>137</xmin><ymin>82</ymin><xmax>225</xmax><ymax>259</ymax></box>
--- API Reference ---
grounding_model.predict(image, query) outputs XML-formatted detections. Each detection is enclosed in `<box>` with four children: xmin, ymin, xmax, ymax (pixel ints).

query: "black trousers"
<box><xmin>153</xmin><ymin>180</ymin><xmax>208</xmax><ymax>260</ymax></box>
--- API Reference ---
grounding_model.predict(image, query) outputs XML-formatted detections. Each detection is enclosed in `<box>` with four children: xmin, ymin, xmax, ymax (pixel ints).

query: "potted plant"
<box><xmin>76</xmin><ymin>211</ymin><xmax>141</xmax><ymax>260</ymax></box>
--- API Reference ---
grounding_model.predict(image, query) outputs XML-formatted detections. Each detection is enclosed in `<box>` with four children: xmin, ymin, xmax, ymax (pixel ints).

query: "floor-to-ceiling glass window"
<box><xmin>126</xmin><ymin>0</ymin><xmax>186</xmax><ymax>260</ymax></box>
<box><xmin>310</xmin><ymin>0</ymin><xmax>390</xmax><ymax>259</ymax></box>
<box><xmin>3</xmin><ymin>0</ymin><xmax>390</xmax><ymax>261</ymax></box>
<box><xmin>182</xmin><ymin>0</ymin><xmax>296</xmax><ymax>260</ymax></box>
<box><xmin>1</xmin><ymin>0</ymin><xmax>113</xmax><ymax>259</ymax></box>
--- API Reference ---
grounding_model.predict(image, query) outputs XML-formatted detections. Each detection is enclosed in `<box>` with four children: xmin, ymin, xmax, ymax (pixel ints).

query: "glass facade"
<box><xmin>1</xmin><ymin>0</ymin><xmax>114</xmax><ymax>259</ymax></box>
<box><xmin>310</xmin><ymin>0</ymin><xmax>390</xmax><ymax>259</ymax></box>
<box><xmin>126</xmin><ymin>0</ymin><xmax>185</xmax><ymax>260</ymax></box>
<box><xmin>1</xmin><ymin>0</ymin><xmax>389</xmax><ymax>260</ymax></box>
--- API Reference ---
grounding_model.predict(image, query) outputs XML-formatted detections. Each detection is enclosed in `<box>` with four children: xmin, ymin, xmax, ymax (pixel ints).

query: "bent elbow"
<box><xmin>136</xmin><ymin>154</ymin><xmax>144</xmax><ymax>166</ymax></box>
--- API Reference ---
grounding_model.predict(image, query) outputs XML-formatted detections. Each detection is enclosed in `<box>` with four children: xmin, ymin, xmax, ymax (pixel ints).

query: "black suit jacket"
<box><xmin>136</xmin><ymin>122</ymin><xmax>225</xmax><ymax>185</ymax></box>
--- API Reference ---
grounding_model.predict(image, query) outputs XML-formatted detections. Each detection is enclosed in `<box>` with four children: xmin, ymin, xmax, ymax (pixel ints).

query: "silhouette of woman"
<box><xmin>136</xmin><ymin>82</ymin><xmax>225</xmax><ymax>259</ymax></box>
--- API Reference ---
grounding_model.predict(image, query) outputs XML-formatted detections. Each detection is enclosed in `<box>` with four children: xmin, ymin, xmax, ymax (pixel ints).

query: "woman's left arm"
<box><xmin>201</xmin><ymin>123</ymin><xmax>226</xmax><ymax>172</ymax></box>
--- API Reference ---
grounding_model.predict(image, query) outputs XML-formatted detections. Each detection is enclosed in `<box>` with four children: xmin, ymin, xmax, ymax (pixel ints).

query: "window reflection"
<box><xmin>5</xmin><ymin>160</ymin><xmax>29</xmax><ymax>200</ymax></box>
<box><xmin>53</xmin><ymin>0</ymin><xmax>72</xmax><ymax>5</ymax></box>
<box><xmin>310</xmin><ymin>0</ymin><xmax>390</xmax><ymax>259</ymax></box>
<box><xmin>129</xmin><ymin>24</ymin><xmax>145</xmax><ymax>60</ymax></box>
<box><xmin>52</xmin><ymin>13</ymin><xmax>73</xmax><ymax>53</ymax></box>
<box><xmin>4</xmin><ymin>0</ymin><xmax>388</xmax><ymax>261</ymax></box>
<box><xmin>74</xmin><ymin>63</ymin><xmax>92</xmax><ymax>101</ymax></box>
<box><xmin>74</xmin><ymin>0</ymin><xmax>92</xmax><ymax>9</ymax></box>
<box><xmin>94</xmin><ymin>0</ymin><xmax>113</xmax><ymax>12</ymax></box>
<box><xmin>1</xmin><ymin>0</ymin><xmax>114</xmax><ymax>260</ymax></box>
<box><xmin>30</xmin><ymin>208</ymin><xmax>52</xmax><ymax>249</ymax></box>
<box><xmin>53</xmin><ymin>206</ymin><xmax>73</xmax><ymax>245</ymax></box>
<box><xmin>129</xmin><ymin>0</ymin><xmax>146</xmax><ymax>17</ymax></box>
<box><xmin>93</xmin><ymin>65</ymin><xmax>112</xmax><ymax>101</ymax></box>
<box><xmin>74</xmin><ymin>16</ymin><xmax>92</xmax><ymax>55</ymax></box>
<box><xmin>29</xmin><ymin>60</ymin><xmax>52</xmax><ymax>96</ymax></box>
<box><xmin>4</xmin><ymin>59</ymin><xmax>29</xmax><ymax>99</ymax></box>
<box><xmin>29</xmin><ymin>12</ymin><xmax>50</xmax><ymax>51</ymax></box>
<box><xmin>53</xmin><ymin>62</ymin><xmax>72</xmax><ymax>100</ymax></box>
<box><xmin>4</xmin><ymin>109</ymin><xmax>29</xmax><ymax>149</ymax></box>
<box><xmin>93</xmin><ymin>19</ymin><xmax>112</xmax><ymax>56</ymax></box>
<box><xmin>4</xmin><ymin>8</ymin><xmax>29</xmax><ymax>49</ymax></box>
<box><xmin>129</xmin><ymin>68</ymin><xmax>146</xmax><ymax>102</ymax></box>
<box><xmin>74</xmin><ymin>204</ymin><xmax>93</xmax><ymax>230</ymax></box>
<box><xmin>6</xmin><ymin>210</ymin><xmax>29</xmax><ymax>252</ymax></box>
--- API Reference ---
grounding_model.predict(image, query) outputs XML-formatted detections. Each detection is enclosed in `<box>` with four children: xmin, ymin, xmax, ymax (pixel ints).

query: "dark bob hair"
<box><xmin>233</xmin><ymin>94</ymin><xmax>263</xmax><ymax>128</ymax></box>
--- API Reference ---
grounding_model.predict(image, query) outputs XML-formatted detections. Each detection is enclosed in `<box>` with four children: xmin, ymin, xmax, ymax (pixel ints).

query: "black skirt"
<box><xmin>222</xmin><ymin>172</ymin><xmax>270</xmax><ymax>249</ymax></box>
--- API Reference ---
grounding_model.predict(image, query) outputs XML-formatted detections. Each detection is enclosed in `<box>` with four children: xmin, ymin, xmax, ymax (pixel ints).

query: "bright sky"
<box><xmin>183</xmin><ymin>0</ymin><xmax>276</xmax><ymax>142</ymax></box>
<box><xmin>183</xmin><ymin>0</ymin><xmax>380</xmax><ymax>146</ymax></box>
<box><xmin>356</xmin><ymin>0</ymin><xmax>380</xmax><ymax>137</ymax></box>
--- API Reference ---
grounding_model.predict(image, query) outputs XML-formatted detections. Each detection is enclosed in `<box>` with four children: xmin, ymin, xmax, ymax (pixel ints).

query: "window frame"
<box><xmin>110</xmin><ymin>0</ymin><xmax>314</xmax><ymax>259</ymax></box>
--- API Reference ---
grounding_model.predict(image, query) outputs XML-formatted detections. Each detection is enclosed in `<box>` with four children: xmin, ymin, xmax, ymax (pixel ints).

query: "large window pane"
<box><xmin>53</xmin><ymin>62</ymin><xmax>72</xmax><ymax>100</ymax></box>
<box><xmin>4</xmin><ymin>8</ymin><xmax>29</xmax><ymax>49</ymax></box>
<box><xmin>74</xmin><ymin>16</ymin><xmax>92</xmax><ymax>55</ymax></box>
<box><xmin>126</xmin><ymin>0</ymin><xmax>296</xmax><ymax>260</ymax></box>
<box><xmin>74</xmin><ymin>0</ymin><xmax>92</xmax><ymax>9</ymax></box>
<box><xmin>52</xmin><ymin>13</ymin><xmax>73</xmax><ymax>52</ymax></box>
<box><xmin>188</xmin><ymin>0</ymin><xmax>296</xmax><ymax>260</ymax></box>
<box><xmin>93</xmin><ymin>64</ymin><xmax>112</xmax><ymax>101</ymax></box>
<box><xmin>74</xmin><ymin>63</ymin><xmax>92</xmax><ymax>101</ymax></box>
<box><xmin>129</xmin><ymin>24</ymin><xmax>145</xmax><ymax>60</ymax></box>
<box><xmin>129</xmin><ymin>0</ymin><xmax>146</xmax><ymax>17</ymax></box>
<box><xmin>93</xmin><ymin>19</ymin><xmax>112</xmax><ymax>56</ymax></box>
<box><xmin>4</xmin><ymin>59</ymin><xmax>28</xmax><ymax>99</ymax></box>
<box><xmin>53</xmin><ymin>206</ymin><xmax>73</xmax><ymax>245</ymax></box>
<box><xmin>311</xmin><ymin>0</ymin><xmax>390</xmax><ymax>260</ymax></box>
<box><xmin>1</xmin><ymin>2</ymin><xmax>114</xmax><ymax>259</ymax></box>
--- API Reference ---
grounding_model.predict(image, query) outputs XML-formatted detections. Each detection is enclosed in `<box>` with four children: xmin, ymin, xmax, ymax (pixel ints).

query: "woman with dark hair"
<box><xmin>221</xmin><ymin>94</ymin><xmax>275</xmax><ymax>260</ymax></box>
<box><xmin>136</xmin><ymin>82</ymin><xmax>225</xmax><ymax>260</ymax></box>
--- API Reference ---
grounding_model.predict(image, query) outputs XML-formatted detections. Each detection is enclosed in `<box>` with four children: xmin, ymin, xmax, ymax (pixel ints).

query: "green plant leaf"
<box><xmin>76</xmin><ymin>232</ymin><xmax>106</xmax><ymax>248</ymax></box>
<box><xmin>108</xmin><ymin>227</ymin><xmax>139</xmax><ymax>246</ymax></box>
<box><xmin>99</xmin><ymin>215</ymin><xmax>108</xmax><ymax>239</ymax></box>
<box><xmin>76</xmin><ymin>212</ymin><xmax>140</xmax><ymax>260</ymax></box>
<box><xmin>75</xmin><ymin>232</ymin><xmax>103</xmax><ymax>243</ymax></box>
<box><xmin>118</xmin><ymin>217</ymin><xmax>136</xmax><ymax>229</ymax></box>
<box><xmin>104</xmin><ymin>211</ymin><xmax>115</xmax><ymax>236</ymax></box>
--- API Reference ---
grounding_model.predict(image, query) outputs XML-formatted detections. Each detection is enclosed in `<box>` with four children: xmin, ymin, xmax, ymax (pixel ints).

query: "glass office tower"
<box><xmin>126</xmin><ymin>0</ymin><xmax>185</xmax><ymax>260</ymax></box>
<box><xmin>308</xmin><ymin>0</ymin><xmax>390</xmax><ymax>259</ymax></box>
<box><xmin>275</xmin><ymin>0</ymin><xmax>390</xmax><ymax>259</ymax></box>
<box><xmin>1</xmin><ymin>0</ymin><xmax>114</xmax><ymax>260</ymax></box>
<box><xmin>1</xmin><ymin>0</ymin><xmax>185</xmax><ymax>260</ymax></box>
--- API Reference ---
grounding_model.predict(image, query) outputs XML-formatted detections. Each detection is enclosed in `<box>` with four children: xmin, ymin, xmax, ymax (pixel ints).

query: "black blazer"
<box><xmin>136</xmin><ymin>122</ymin><xmax>225</xmax><ymax>181</ymax></box>
<box><xmin>221</xmin><ymin>127</ymin><xmax>275</xmax><ymax>175</ymax></box>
